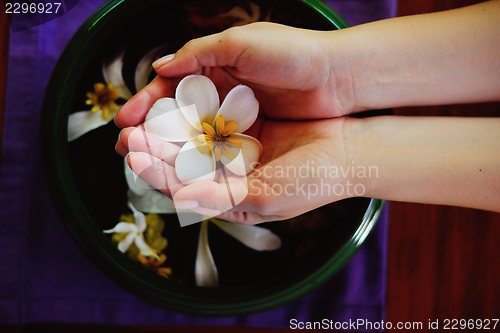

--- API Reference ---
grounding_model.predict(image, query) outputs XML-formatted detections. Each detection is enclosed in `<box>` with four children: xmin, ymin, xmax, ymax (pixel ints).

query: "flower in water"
<box><xmin>124</xmin><ymin>159</ymin><xmax>177</xmax><ymax>214</ymax></box>
<box><xmin>195</xmin><ymin>218</ymin><xmax>281</xmax><ymax>287</ymax></box>
<box><xmin>85</xmin><ymin>82</ymin><xmax>120</xmax><ymax>119</ymax></box>
<box><xmin>104</xmin><ymin>201</ymin><xmax>156</xmax><ymax>257</ymax></box>
<box><xmin>68</xmin><ymin>47</ymin><xmax>167</xmax><ymax>141</ymax></box>
<box><xmin>138</xmin><ymin>253</ymin><xmax>172</xmax><ymax>278</ymax></box>
<box><xmin>144</xmin><ymin>75</ymin><xmax>262</xmax><ymax>184</ymax></box>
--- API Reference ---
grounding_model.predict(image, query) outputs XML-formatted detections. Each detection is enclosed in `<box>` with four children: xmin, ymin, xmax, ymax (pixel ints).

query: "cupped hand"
<box><xmin>114</xmin><ymin>22</ymin><xmax>354</xmax><ymax>129</ymax></box>
<box><xmin>116</xmin><ymin>116</ymin><xmax>359</xmax><ymax>224</ymax></box>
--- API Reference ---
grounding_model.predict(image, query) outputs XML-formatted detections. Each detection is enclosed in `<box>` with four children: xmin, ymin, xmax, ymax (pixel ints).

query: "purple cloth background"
<box><xmin>0</xmin><ymin>0</ymin><xmax>396</xmax><ymax>327</ymax></box>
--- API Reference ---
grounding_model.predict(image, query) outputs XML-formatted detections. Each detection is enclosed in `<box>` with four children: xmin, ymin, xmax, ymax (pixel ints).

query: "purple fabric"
<box><xmin>0</xmin><ymin>0</ymin><xmax>395</xmax><ymax>327</ymax></box>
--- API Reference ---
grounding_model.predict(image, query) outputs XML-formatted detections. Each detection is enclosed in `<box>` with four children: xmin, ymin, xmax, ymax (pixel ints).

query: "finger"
<box><xmin>120</xmin><ymin>127</ymin><xmax>180</xmax><ymax>166</ymax></box>
<box><xmin>153</xmin><ymin>27</ymin><xmax>246</xmax><ymax>77</ymax></box>
<box><xmin>126</xmin><ymin>152</ymin><xmax>183</xmax><ymax>197</ymax></box>
<box><xmin>115</xmin><ymin>136</ymin><xmax>128</xmax><ymax>157</ymax></box>
<box><xmin>173</xmin><ymin>179</ymin><xmax>248</xmax><ymax>214</ymax></box>
<box><xmin>115</xmin><ymin>75</ymin><xmax>179</xmax><ymax>128</ymax></box>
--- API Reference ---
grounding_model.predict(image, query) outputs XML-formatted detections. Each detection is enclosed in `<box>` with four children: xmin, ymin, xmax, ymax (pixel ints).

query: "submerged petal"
<box><xmin>176</xmin><ymin>75</ymin><xmax>219</xmax><ymax>130</ymax></box>
<box><xmin>117</xmin><ymin>232</ymin><xmax>136</xmax><ymax>253</ymax></box>
<box><xmin>212</xmin><ymin>219</ymin><xmax>281</xmax><ymax>251</ymax></box>
<box><xmin>216</xmin><ymin>85</ymin><xmax>259</xmax><ymax>133</ymax></box>
<box><xmin>145</xmin><ymin>98</ymin><xmax>199</xmax><ymax>142</ymax></box>
<box><xmin>67</xmin><ymin>109</ymin><xmax>116</xmax><ymax>141</ymax></box>
<box><xmin>220</xmin><ymin>133</ymin><xmax>262</xmax><ymax>176</ymax></box>
<box><xmin>175</xmin><ymin>140</ymin><xmax>216</xmax><ymax>184</ymax></box>
<box><xmin>195</xmin><ymin>221</ymin><xmax>218</xmax><ymax>287</ymax></box>
<box><xmin>127</xmin><ymin>189</ymin><xmax>176</xmax><ymax>214</ymax></box>
<box><xmin>103</xmin><ymin>222</ymin><xmax>137</xmax><ymax>234</ymax></box>
<box><xmin>102</xmin><ymin>51</ymin><xmax>133</xmax><ymax>100</ymax></box>
<box><xmin>135</xmin><ymin>46</ymin><xmax>168</xmax><ymax>92</ymax></box>
<box><xmin>134</xmin><ymin>236</ymin><xmax>156</xmax><ymax>257</ymax></box>
<box><xmin>128</xmin><ymin>201</ymin><xmax>147</xmax><ymax>232</ymax></box>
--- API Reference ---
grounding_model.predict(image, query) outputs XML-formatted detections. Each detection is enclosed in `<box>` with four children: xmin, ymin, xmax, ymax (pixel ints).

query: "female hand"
<box><xmin>114</xmin><ymin>22</ymin><xmax>356</xmax><ymax>129</ymax></box>
<box><xmin>118</xmin><ymin>116</ymin><xmax>361</xmax><ymax>224</ymax></box>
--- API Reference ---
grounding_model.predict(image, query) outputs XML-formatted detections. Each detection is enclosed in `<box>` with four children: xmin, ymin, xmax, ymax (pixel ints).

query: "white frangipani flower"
<box><xmin>195</xmin><ymin>218</ymin><xmax>282</xmax><ymax>287</ymax></box>
<box><xmin>144</xmin><ymin>75</ymin><xmax>262</xmax><ymax>184</ymax></box>
<box><xmin>68</xmin><ymin>48</ymin><xmax>167</xmax><ymax>141</ymax></box>
<box><xmin>103</xmin><ymin>201</ymin><xmax>156</xmax><ymax>257</ymax></box>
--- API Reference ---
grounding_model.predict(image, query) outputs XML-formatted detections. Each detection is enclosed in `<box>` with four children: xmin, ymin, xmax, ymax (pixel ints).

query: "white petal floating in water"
<box><xmin>102</xmin><ymin>51</ymin><xmax>133</xmax><ymax>100</ymax></box>
<box><xmin>195</xmin><ymin>221</ymin><xmax>218</xmax><ymax>286</ymax></box>
<box><xmin>67</xmin><ymin>109</ymin><xmax>117</xmax><ymax>141</ymax></box>
<box><xmin>135</xmin><ymin>46</ymin><xmax>169</xmax><ymax>92</ymax></box>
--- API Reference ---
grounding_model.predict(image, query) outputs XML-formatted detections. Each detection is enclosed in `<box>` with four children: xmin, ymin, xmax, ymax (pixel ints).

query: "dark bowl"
<box><xmin>42</xmin><ymin>0</ymin><xmax>384</xmax><ymax>316</ymax></box>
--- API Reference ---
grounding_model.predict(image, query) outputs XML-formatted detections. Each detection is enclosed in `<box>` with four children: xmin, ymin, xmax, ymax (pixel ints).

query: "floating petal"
<box><xmin>176</xmin><ymin>75</ymin><xmax>219</xmax><ymax>130</ymax></box>
<box><xmin>195</xmin><ymin>221</ymin><xmax>218</xmax><ymax>286</ymax></box>
<box><xmin>103</xmin><ymin>222</ymin><xmax>137</xmax><ymax>234</ymax></box>
<box><xmin>67</xmin><ymin>109</ymin><xmax>117</xmax><ymax>141</ymax></box>
<box><xmin>117</xmin><ymin>232</ymin><xmax>136</xmax><ymax>253</ymax></box>
<box><xmin>212</xmin><ymin>219</ymin><xmax>281</xmax><ymax>251</ymax></box>
<box><xmin>127</xmin><ymin>189</ymin><xmax>176</xmax><ymax>214</ymax></box>
<box><xmin>128</xmin><ymin>201</ymin><xmax>147</xmax><ymax>233</ymax></box>
<box><xmin>135</xmin><ymin>46</ymin><xmax>168</xmax><ymax>92</ymax></box>
<box><xmin>102</xmin><ymin>51</ymin><xmax>133</xmax><ymax>100</ymax></box>
<box><xmin>217</xmin><ymin>85</ymin><xmax>259</xmax><ymax>133</ymax></box>
<box><xmin>134</xmin><ymin>236</ymin><xmax>156</xmax><ymax>257</ymax></box>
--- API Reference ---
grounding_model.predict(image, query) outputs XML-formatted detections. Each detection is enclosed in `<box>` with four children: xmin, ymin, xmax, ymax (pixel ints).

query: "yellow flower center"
<box><xmin>197</xmin><ymin>115</ymin><xmax>243</xmax><ymax>161</ymax></box>
<box><xmin>86</xmin><ymin>82</ymin><xmax>120</xmax><ymax>119</ymax></box>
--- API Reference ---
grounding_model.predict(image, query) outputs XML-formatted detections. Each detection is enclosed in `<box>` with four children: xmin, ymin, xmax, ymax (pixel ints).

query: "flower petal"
<box><xmin>216</xmin><ymin>85</ymin><xmax>258</xmax><ymax>133</ymax></box>
<box><xmin>176</xmin><ymin>75</ymin><xmax>219</xmax><ymax>130</ymax></box>
<box><xmin>128</xmin><ymin>201</ymin><xmax>147</xmax><ymax>232</ymax></box>
<box><xmin>220</xmin><ymin>133</ymin><xmax>262</xmax><ymax>176</ymax></box>
<box><xmin>145</xmin><ymin>98</ymin><xmax>199</xmax><ymax>142</ymax></box>
<box><xmin>135</xmin><ymin>46</ymin><xmax>168</xmax><ymax>92</ymax></box>
<box><xmin>103</xmin><ymin>222</ymin><xmax>137</xmax><ymax>234</ymax></box>
<box><xmin>212</xmin><ymin>219</ymin><xmax>281</xmax><ymax>251</ymax></box>
<box><xmin>67</xmin><ymin>109</ymin><xmax>116</xmax><ymax>141</ymax></box>
<box><xmin>127</xmin><ymin>189</ymin><xmax>176</xmax><ymax>214</ymax></box>
<box><xmin>175</xmin><ymin>140</ymin><xmax>216</xmax><ymax>184</ymax></box>
<box><xmin>134</xmin><ymin>236</ymin><xmax>156</xmax><ymax>257</ymax></box>
<box><xmin>117</xmin><ymin>232</ymin><xmax>136</xmax><ymax>253</ymax></box>
<box><xmin>195</xmin><ymin>221</ymin><xmax>218</xmax><ymax>287</ymax></box>
<box><xmin>103</xmin><ymin>51</ymin><xmax>133</xmax><ymax>100</ymax></box>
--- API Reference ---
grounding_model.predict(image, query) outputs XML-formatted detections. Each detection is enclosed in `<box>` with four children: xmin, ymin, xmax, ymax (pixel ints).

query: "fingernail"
<box><xmin>125</xmin><ymin>152</ymin><xmax>134</xmax><ymax>168</ymax></box>
<box><xmin>153</xmin><ymin>53</ymin><xmax>175</xmax><ymax>68</ymax></box>
<box><xmin>174</xmin><ymin>199</ymin><xmax>199</xmax><ymax>210</ymax></box>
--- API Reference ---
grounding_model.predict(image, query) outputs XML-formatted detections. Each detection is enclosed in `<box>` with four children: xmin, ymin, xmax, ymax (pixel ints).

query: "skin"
<box><xmin>116</xmin><ymin>0</ymin><xmax>500</xmax><ymax>224</ymax></box>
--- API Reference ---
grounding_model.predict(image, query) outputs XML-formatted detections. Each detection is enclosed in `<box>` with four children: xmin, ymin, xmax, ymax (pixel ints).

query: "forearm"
<box><xmin>345</xmin><ymin>116</ymin><xmax>500</xmax><ymax>211</ymax></box>
<box><xmin>327</xmin><ymin>0</ymin><xmax>500</xmax><ymax>112</ymax></box>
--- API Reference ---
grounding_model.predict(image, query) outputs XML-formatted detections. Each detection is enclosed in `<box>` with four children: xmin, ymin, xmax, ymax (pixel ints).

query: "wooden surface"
<box><xmin>1</xmin><ymin>0</ymin><xmax>499</xmax><ymax>331</ymax></box>
<box><xmin>388</xmin><ymin>0</ymin><xmax>500</xmax><ymax>328</ymax></box>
